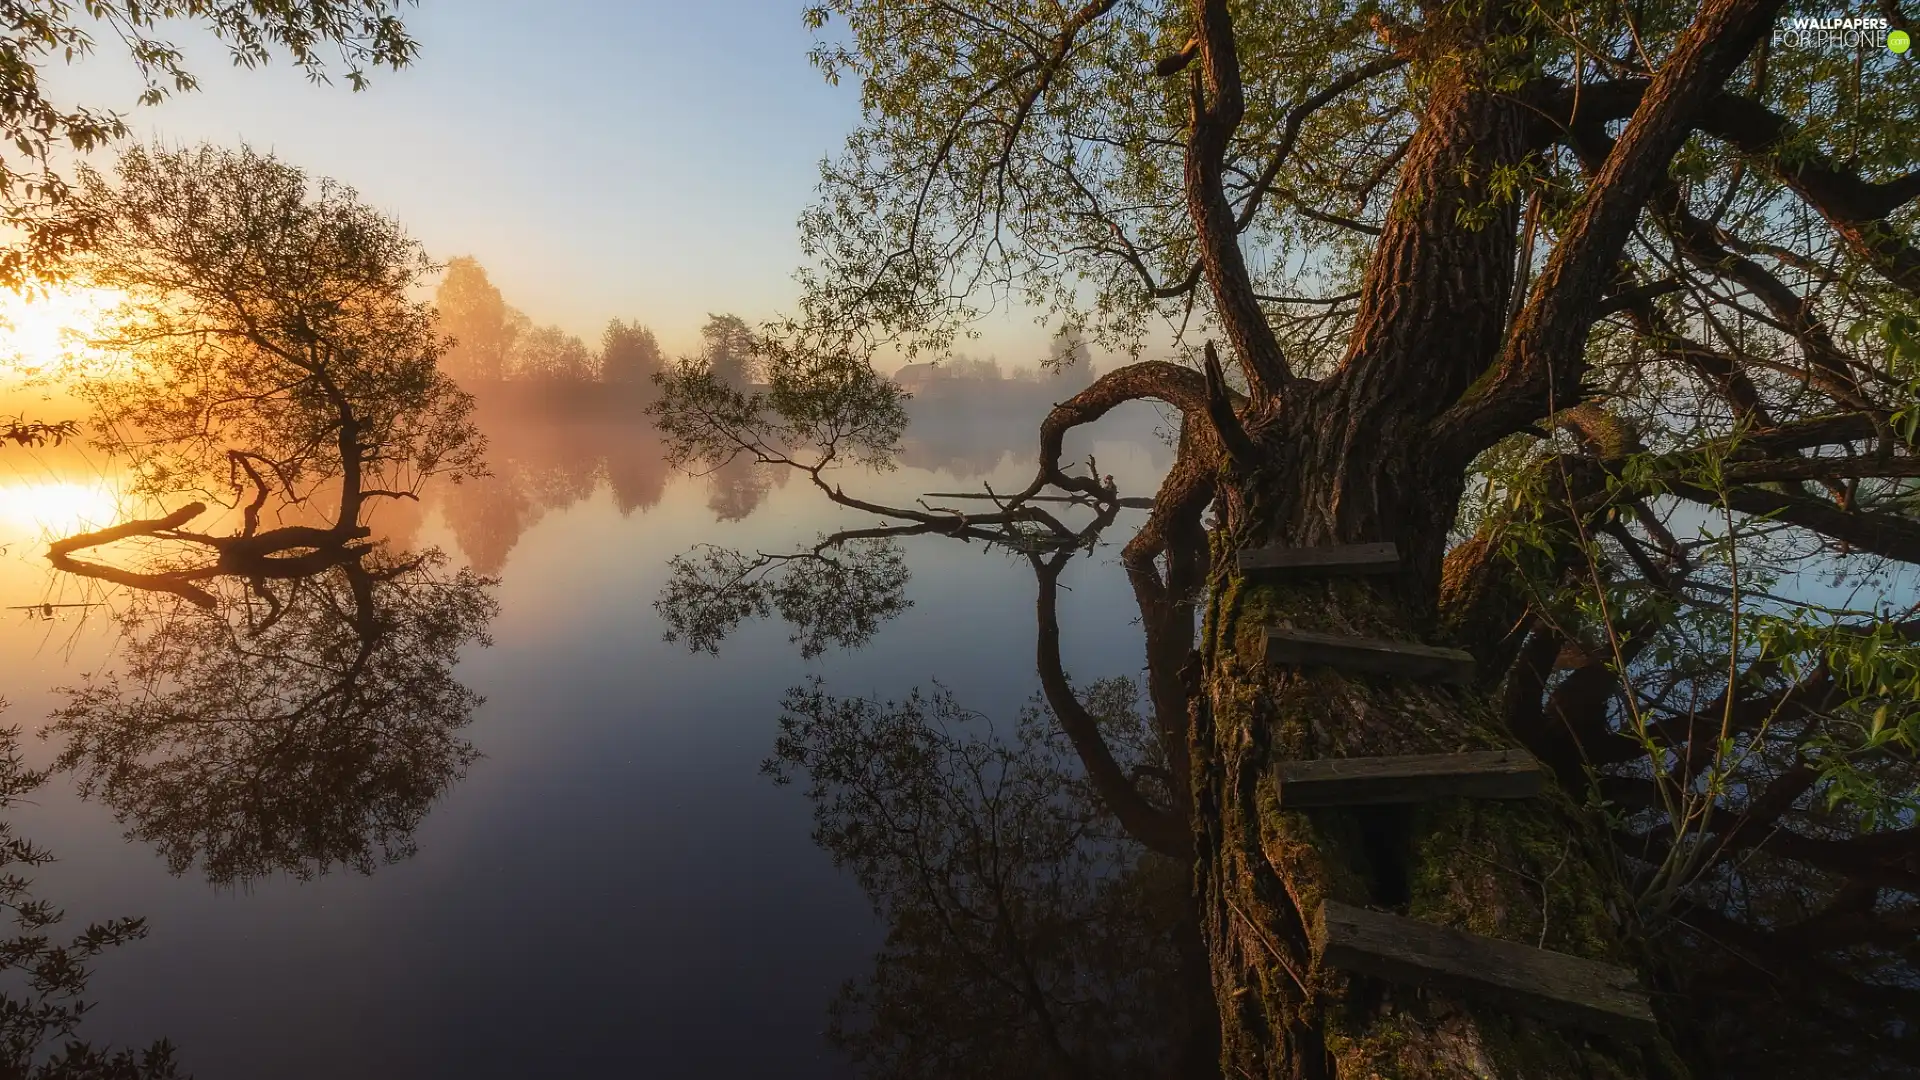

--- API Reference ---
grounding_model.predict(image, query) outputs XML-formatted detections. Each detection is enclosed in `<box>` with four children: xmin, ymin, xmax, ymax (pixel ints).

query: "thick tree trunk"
<box><xmin>1163</xmin><ymin>0</ymin><xmax>1790</xmax><ymax>1067</ymax></box>
<box><xmin>1178</xmin><ymin>55</ymin><xmax>1673</xmax><ymax>1080</ymax></box>
<box><xmin>1185</xmin><ymin>374</ymin><xmax>1688</xmax><ymax>1076</ymax></box>
<box><xmin>1191</xmin><ymin>523</ymin><xmax>1686</xmax><ymax>1077</ymax></box>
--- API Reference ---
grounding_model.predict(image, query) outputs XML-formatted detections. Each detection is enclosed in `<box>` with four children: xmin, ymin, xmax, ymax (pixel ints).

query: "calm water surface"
<box><xmin>0</xmin><ymin>391</ymin><xmax>1171</xmax><ymax>1078</ymax></box>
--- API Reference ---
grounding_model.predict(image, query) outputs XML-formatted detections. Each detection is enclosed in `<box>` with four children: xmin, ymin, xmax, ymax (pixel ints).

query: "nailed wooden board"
<box><xmin>1263</xmin><ymin>628</ymin><xmax>1476</xmax><ymax>684</ymax></box>
<box><xmin>1238</xmin><ymin>541</ymin><xmax>1401</xmax><ymax>574</ymax></box>
<box><xmin>1319</xmin><ymin>901</ymin><xmax>1657</xmax><ymax>1041</ymax></box>
<box><xmin>1276</xmin><ymin>750</ymin><xmax>1544</xmax><ymax>808</ymax></box>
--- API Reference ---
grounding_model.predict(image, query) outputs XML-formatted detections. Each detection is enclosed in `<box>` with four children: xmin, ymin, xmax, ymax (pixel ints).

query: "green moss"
<box><xmin>1200</xmin><ymin>531</ymin><xmax>1688</xmax><ymax>1077</ymax></box>
<box><xmin>1325</xmin><ymin>1009</ymin><xmax>1422</xmax><ymax>1079</ymax></box>
<box><xmin>1405</xmin><ymin>797</ymin><xmax>1623</xmax><ymax>960</ymax></box>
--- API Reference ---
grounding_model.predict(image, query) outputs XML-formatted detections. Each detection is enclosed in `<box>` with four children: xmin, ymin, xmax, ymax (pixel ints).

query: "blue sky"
<box><xmin>44</xmin><ymin>0</ymin><xmax>1057</xmax><ymax>363</ymax></box>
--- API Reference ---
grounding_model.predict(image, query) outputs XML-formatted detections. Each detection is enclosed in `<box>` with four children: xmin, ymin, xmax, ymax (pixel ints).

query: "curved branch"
<box><xmin>1032</xmin><ymin>551</ymin><xmax>1189</xmax><ymax>858</ymax></box>
<box><xmin>1017</xmin><ymin>360</ymin><xmax>1213</xmax><ymax>501</ymax></box>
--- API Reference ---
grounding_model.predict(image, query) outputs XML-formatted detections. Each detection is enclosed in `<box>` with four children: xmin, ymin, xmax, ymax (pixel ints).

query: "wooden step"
<box><xmin>1276</xmin><ymin>750</ymin><xmax>1543</xmax><ymax>808</ymax></box>
<box><xmin>1238</xmin><ymin>541</ymin><xmax>1400</xmax><ymax>574</ymax></box>
<box><xmin>1319</xmin><ymin>901</ymin><xmax>1657</xmax><ymax>1041</ymax></box>
<box><xmin>1263</xmin><ymin>628</ymin><xmax>1475</xmax><ymax>684</ymax></box>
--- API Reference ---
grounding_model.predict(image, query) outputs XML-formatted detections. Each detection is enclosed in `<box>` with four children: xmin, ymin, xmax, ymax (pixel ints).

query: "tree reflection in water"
<box><xmin>652</xmin><ymin>346</ymin><xmax>1220</xmax><ymax>1075</ymax></box>
<box><xmin>47</xmin><ymin>539</ymin><xmax>494</xmax><ymax>884</ymax></box>
<box><xmin>769</xmin><ymin>677</ymin><xmax>1215</xmax><ymax>1080</ymax></box>
<box><xmin>439</xmin><ymin>387</ymin><xmax>672</xmax><ymax>574</ymax></box>
<box><xmin>0</xmin><ymin>712</ymin><xmax>184</xmax><ymax>1079</ymax></box>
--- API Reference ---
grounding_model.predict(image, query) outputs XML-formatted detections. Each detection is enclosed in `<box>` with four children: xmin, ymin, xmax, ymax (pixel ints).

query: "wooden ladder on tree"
<box><xmin>1245</xmin><ymin>541</ymin><xmax>1658</xmax><ymax>1039</ymax></box>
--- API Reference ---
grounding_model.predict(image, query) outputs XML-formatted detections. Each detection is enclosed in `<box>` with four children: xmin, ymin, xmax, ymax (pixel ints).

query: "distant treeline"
<box><xmin>434</xmin><ymin>257</ymin><xmax>753</xmax><ymax>391</ymax></box>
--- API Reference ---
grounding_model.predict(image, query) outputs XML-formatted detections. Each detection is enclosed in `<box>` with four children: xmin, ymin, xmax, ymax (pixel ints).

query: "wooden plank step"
<box><xmin>1319</xmin><ymin>901</ymin><xmax>1657</xmax><ymax>1041</ymax></box>
<box><xmin>1277</xmin><ymin>750</ymin><xmax>1544</xmax><ymax>808</ymax></box>
<box><xmin>1238</xmin><ymin>541</ymin><xmax>1400</xmax><ymax>574</ymax></box>
<box><xmin>1263</xmin><ymin>628</ymin><xmax>1476</xmax><ymax>684</ymax></box>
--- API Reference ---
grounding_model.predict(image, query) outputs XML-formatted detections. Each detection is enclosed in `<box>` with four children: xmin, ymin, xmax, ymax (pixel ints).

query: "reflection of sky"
<box><xmin>0</xmin><ymin>401</ymin><xmax>1171</xmax><ymax>1079</ymax></box>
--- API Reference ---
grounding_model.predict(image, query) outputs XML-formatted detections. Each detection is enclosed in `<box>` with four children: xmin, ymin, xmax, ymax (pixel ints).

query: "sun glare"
<box><xmin>0</xmin><ymin>478</ymin><xmax>122</xmax><ymax>538</ymax></box>
<box><xmin>0</xmin><ymin>287</ymin><xmax>123</xmax><ymax>380</ymax></box>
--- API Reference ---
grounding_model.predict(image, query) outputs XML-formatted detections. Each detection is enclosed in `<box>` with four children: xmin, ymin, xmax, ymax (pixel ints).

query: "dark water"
<box><xmin>0</xmin><ymin>388</ymin><xmax>1173</xmax><ymax>1078</ymax></box>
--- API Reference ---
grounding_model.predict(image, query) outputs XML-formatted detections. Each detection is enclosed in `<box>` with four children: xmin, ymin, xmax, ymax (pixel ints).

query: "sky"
<box><xmin>36</xmin><ymin>0</ymin><xmax>1061</xmax><ymax>366</ymax></box>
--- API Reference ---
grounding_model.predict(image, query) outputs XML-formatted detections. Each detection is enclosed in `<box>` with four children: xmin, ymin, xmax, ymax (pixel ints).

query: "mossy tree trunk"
<box><xmin>1191</xmin><ymin>494</ymin><xmax>1673</xmax><ymax>1078</ymax></box>
<box><xmin>1150</xmin><ymin>0</ymin><xmax>1783</xmax><ymax>1073</ymax></box>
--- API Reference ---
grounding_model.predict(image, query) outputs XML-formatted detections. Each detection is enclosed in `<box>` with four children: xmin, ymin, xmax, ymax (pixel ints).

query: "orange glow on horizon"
<box><xmin>0</xmin><ymin>286</ymin><xmax>125</xmax><ymax>382</ymax></box>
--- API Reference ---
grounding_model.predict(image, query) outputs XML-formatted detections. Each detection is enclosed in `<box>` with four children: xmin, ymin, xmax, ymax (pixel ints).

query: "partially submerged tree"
<box><xmin>66</xmin><ymin>143</ymin><xmax>484</xmax><ymax>563</ymax></box>
<box><xmin>35</xmin><ymin>143</ymin><xmax>496</xmax><ymax>885</ymax></box>
<box><xmin>660</xmin><ymin>0</ymin><xmax>1920</xmax><ymax>1075</ymax></box>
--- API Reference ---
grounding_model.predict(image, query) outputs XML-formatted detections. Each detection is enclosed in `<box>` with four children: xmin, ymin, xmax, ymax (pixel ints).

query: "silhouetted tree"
<box><xmin>38</xmin><ymin>143</ymin><xmax>497</xmax><ymax>885</ymax></box>
<box><xmin>436</xmin><ymin>256</ymin><xmax>521</xmax><ymax>384</ymax></box>
<box><xmin>67</xmin><ymin>143</ymin><xmax>485</xmax><ymax>537</ymax></box>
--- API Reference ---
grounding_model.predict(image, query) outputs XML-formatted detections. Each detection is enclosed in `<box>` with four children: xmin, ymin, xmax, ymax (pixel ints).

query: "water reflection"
<box><xmin>438</xmin><ymin>386</ymin><xmax>669</xmax><ymax>573</ymax></box>
<box><xmin>0</xmin><ymin>295</ymin><xmax>1179</xmax><ymax>1075</ymax></box>
<box><xmin>0</xmin><ymin>715</ymin><xmax>184</xmax><ymax>1078</ymax></box>
<box><xmin>770</xmin><ymin>677</ymin><xmax>1214</xmax><ymax>1079</ymax></box>
<box><xmin>650</xmin><ymin>342</ymin><xmax>1217</xmax><ymax>1077</ymax></box>
<box><xmin>48</xmin><ymin>542</ymin><xmax>494</xmax><ymax>884</ymax></box>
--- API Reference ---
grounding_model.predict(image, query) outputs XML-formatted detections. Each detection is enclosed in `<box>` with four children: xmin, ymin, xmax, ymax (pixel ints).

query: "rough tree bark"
<box><xmin>1125</xmin><ymin>0</ymin><xmax>1782</xmax><ymax>1075</ymax></box>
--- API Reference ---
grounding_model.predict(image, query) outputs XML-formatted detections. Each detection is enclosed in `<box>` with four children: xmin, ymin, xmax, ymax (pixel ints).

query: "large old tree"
<box><xmin>658</xmin><ymin>0</ymin><xmax>1919</xmax><ymax>1075</ymax></box>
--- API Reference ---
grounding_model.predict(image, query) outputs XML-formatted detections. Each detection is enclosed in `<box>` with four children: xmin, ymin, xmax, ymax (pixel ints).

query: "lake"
<box><xmin>0</xmin><ymin>385</ymin><xmax>1175</xmax><ymax>1078</ymax></box>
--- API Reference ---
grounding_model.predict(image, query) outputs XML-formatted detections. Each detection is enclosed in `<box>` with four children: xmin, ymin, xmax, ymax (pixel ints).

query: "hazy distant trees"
<box><xmin>433</xmin><ymin>257</ymin><xmax>666</xmax><ymax>390</ymax></box>
<box><xmin>1046</xmin><ymin>325</ymin><xmax>1090</xmax><ymax>371</ymax></box>
<box><xmin>601</xmin><ymin>319</ymin><xmax>664</xmax><ymax>384</ymax></box>
<box><xmin>438</xmin><ymin>406</ymin><xmax>672</xmax><ymax>573</ymax></box>
<box><xmin>436</xmin><ymin>256</ymin><xmax>519</xmax><ymax>383</ymax></box>
<box><xmin>509</xmin><ymin>323</ymin><xmax>596</xmax><ymax>384</ymax></box>
<box><xmin>700</xmin><ymin>313</ymin><xmax>758</xmax><ymax>390</ymax></box>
